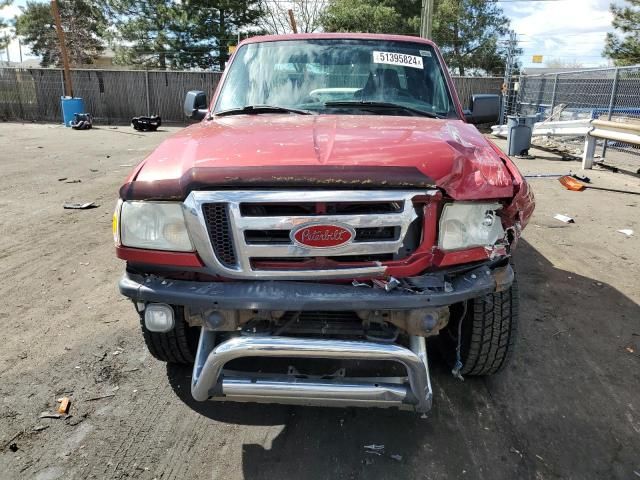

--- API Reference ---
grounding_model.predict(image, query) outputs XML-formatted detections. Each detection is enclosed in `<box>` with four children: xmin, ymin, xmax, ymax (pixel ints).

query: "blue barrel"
<box><xmin>60</xmin><ymin>97</ymin><xmax>85</xmax><ymax>127</ymax></box>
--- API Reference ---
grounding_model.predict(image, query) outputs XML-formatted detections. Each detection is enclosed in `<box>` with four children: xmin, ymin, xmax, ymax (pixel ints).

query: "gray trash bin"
<box><xmin>506</xmin><ymin>115</ymin><xmax>536</xmax><ymax>156</ymax></box>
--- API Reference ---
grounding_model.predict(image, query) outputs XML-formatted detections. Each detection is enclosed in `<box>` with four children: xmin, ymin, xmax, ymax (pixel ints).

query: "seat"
<box><xmin>361</xmin><ymin>68</ymin><xmax>402</xmax><ymax>98</ymax></box>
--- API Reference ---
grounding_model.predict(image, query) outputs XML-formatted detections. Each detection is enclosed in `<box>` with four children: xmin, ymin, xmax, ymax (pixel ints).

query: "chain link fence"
<box><xmin>0</xmin><ymin>66</ymin><xmax>502</xmax><ymax>125</ymax></box>
<box><xmin>509</xmin><ymin>66</ymin><xmax>640</xmax><ymax>170</ymax></box>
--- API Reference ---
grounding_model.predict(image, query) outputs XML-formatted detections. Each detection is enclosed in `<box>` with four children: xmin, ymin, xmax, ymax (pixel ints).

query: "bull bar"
<box><xmin>191</xmin><ymin>331</ymin><xmax>433</xmax><ymax>412</ymax></box>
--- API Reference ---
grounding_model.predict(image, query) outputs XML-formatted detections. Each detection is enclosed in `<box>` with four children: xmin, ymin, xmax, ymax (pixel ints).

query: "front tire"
<box><xmin>139</xmin><ymin>306</ymin><xmax>198</xmax><ymax>364</ymax></box>
<box><xmin>442</xmin><ymin>275</ymin><xmax>519</xmax><ymax>376</ymax></box>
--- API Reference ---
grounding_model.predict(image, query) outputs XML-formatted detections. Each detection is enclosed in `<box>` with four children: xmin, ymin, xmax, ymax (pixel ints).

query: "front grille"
<box><xmin>240</xmin><ymin>201</ymin><xmax>403</xmax><ymax>216</ymax></box>
<box><xmin>244</xmin><ymin>226</ymin><xmax>399</xmax><ymax>245</ymax></box>
<box><xmin>187</xmin><ymin>190</ymin><xmax>435</xmax><ymax>279</ymax></box>
<box><xmin>201</xmin><ymin>203</ymin><xmax>237</xmax><ymax>267</ymax></box>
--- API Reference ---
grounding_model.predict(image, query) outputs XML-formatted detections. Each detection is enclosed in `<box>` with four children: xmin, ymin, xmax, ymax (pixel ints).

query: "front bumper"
<box><xmin>121</xmin><ymin>263</ymin><xmax>512</xmax><ymax>413</ymax></box>
<box><xmin>119</xmin><ymin>263</ymin><xmax>514</xmax><ymax>311</ymax></box>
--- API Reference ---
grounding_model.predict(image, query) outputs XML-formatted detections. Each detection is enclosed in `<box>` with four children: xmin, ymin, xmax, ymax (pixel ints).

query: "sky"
<box><xmin>501</xmin><ymin>0</ymin><xmax>624</xmax><ymax>68</ymax></box>
<box><xmin>0</xmin><ymin>0</ymin><xmax>629</xmax><ymax>69</ymax></box>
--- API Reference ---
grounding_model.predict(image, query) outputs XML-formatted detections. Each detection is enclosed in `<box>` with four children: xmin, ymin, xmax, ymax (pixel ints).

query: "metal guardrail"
<box><xmin>582</xmin><ymin>119</ymin><xmax>640</xmax><ymax>169</ymax></box>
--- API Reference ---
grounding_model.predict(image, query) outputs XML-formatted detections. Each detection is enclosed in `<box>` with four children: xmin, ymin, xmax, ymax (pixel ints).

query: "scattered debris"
<box><xmin>3</xmin><ymin>431</ymin><xmax>24</xmax><ymax>451</ymax></box>
<box><xmin>119</xmin><ymin>164</ymin><xmax>133</xmax><ymax>168</ymax></box>
<box><xmin>390</xmin><ymin>454</ymin><xmax>403</xmax><ymax>462</ymax></box>
<box><xmin>559</xmin><ymin>175</ymin><xmax>586</xmax><ymax>192</ymax></box>
<box><xmin>571</xmin><ymin>173</ymin><xmax>591</xmax><ymax>183</ymax></box>
<box><xmin>633</xmin><ymin>470</ymin><xmax>640</xmax><ymax>478</ymax></box>
<box><xmin>33</xmin><ymin>425</ymin><xmax>49</xmax><ymax>432</ymax></box>
<box><xmin>132</xmin><ymin>115</ymin><xmax>162</xmax><ymax>132</ymax></box>
<box><xmin>617</xmin><ymin>229</ymin><xmax>634</xmax><ymax>237</ymax></box>
<box><xmin>352</xmin><ymin>280</ymin><xmax>371</xmax><ymax>288</ymax></box>
<box><xmin>524</xmin><ymin>173</ymin><xmax>565</xmax><ymax>179</ymax></box>
<box><xmin>63</xmin><ymin>202</ymin><xmax>98</xmax><ymax>210</ymax></box>
<box><xmin>559</xmin><ymin>176</ymin><xmax>640</xmax><ymax>196</ymax></box>
<box><xmin>111</xmin><ymin>350</ymin><xmax>122</xmax><ymax>356</ymax></box>
<box><xmin>364</xmin><ymin>444</ymin><xmax>385</xmax><ymax>456</ymax></box>
<box><xmin>57</xmin><ymin>177</ymin><xmax>68</xmax><ymax>182</ymax></box>
<box><xmin>595</xmin><ymin>162</ymin><xmax>619</xmax><ymax>173</ymax></box>
<box><xmin>39</xmin><ymin>412</ymin><xmax>63</xmax><ymax>419</ymax></box>
<box><xmin>554</xmin><ymin>214</ymin><xmax>575</xmax><ymax>224</ymax></box>
<box><xmin>65</xmin><ymin>179</ymin><xmax>82</xmax><ymax>184</ymax></box>
<box><xmin>509</xmin><ymin>446</ymin><xmax>523</xmax><ymax>458</ymax></box>
<box><xmin>626</xmin><ymin>347</ymin><xmax>635</xmax><ymax>354</ymax></box>
<box><xmin>86</xmin><ymin>393</ymin><xmax>115</xmax><ymax>402</ymax></box>
<box><xmin>552</xmin><ymin>329</ymin><xmax>568</xmax><ymax>337</ymax></box>
<box><xmin>89</xmin><ymin>168</ymin><xmax>99</xmax><ymax>172</ymax></box>
<box><xmin>57</xmin><ymin>397</ymin><xmax>71</xmax><ymax>414</ymax></box>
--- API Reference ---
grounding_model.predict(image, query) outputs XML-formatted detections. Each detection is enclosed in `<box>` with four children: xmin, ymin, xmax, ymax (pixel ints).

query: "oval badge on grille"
<box><xmin>291</xmin><ymin>223</ymin><xmax>355</xmax><ymax>248</ymax></box>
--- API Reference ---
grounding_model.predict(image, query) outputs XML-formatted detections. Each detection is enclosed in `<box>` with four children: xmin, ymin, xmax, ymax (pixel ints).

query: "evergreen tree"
<box><xmin>321</xmin><ymin>0</ymin><xmax>517</xmax><ymax>75</ymax></box>
<box><xmin>15</xmin><ymin>0</ymin><xmax>106</xmax><ymax>67</ymax></box>
<box><xmin>104</xmin><ymin>0</ymin><xmax>262</xmax><ymax>70</ymax></box>
<box><xmin>604</xmin><ymin>0</ymin><xmax>640</xmax><ymax>66</ymax></box>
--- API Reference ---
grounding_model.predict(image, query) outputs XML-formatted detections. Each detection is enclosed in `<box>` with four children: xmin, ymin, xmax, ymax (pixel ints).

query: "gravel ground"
<box><xmin>0</xmin><ymin>122</ymin><xmax>638</xmax><ymax>480</ymax></box>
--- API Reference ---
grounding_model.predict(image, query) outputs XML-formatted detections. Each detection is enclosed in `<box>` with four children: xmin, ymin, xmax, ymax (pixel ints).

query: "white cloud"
<box><xmin>503</xmin><ymin>0</ymin><xmax>623</xmax><ymax>67</ymax></box>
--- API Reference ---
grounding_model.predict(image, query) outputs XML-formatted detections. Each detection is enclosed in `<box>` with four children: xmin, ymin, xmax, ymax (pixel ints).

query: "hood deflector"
<box><xmin>120</xmin><ymin>165</ymin><xmax>437</xmax><ymax>201</ymax></box>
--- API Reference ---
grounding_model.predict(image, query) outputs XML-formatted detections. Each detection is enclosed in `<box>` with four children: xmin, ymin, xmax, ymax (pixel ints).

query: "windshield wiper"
<box><xmin>324</xmin><ymin>101</ymin><xmax>442</xmax><ymax>118</ymax></box>
<box><xmin>215</xmin><ymin>105</ymin><xmax>314</xmax><ymax>117</ymax></box>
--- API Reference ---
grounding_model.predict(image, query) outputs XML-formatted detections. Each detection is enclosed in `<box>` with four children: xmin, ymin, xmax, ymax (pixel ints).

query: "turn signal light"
<box><xmin>558</xmin><ymin>176</ymin><xmax>586</xmax><ymax>191</ymax></box>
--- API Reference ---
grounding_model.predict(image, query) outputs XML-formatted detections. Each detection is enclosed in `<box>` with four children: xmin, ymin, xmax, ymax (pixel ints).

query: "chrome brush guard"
<box><xmin>191</xmin><ymin>329</ymin><xmax>433</xmax><ymax>413</ymax></box>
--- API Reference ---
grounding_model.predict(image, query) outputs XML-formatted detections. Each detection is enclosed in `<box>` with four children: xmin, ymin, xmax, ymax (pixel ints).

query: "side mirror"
<box><xmin>184</xmin><ymin>90</ymin><xmax>208</xmax><ymax>120</ymax></box>
<box><xmin>465</xmin><ymin>94</ymin><xmax>500</xmax><ymax>124</ymax></box>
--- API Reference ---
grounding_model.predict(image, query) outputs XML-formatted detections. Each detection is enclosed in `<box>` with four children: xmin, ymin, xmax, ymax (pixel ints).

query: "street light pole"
<box><xmin>51</xmin><ymin>0</ymin><xmax>73</xmax><ymax>97</ymax></box>
<box><xmin>420</xmin><ymin>0</ymin><xmax>435</xmax><ymax>39</ymax></box>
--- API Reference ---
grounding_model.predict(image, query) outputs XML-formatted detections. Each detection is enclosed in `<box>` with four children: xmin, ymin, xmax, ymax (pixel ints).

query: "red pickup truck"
<box><xmin>114</xmin><ymin>33</ymin><xmax>534</xmax><ymax>413</ymax></box>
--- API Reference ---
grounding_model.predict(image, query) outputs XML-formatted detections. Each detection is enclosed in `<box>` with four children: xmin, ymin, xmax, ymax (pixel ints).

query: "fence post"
<box><xmin>602</xmin><ymin>67</ymin><xmax>620</xmax><ymax>159</ymax></box>
<box><xmin>59</xmin><ymin>69</ymin><xmax>65</xmax><ymax>97</ymax></box>
<box><xmin>550</xmin><ymin>73</ymin><xmax>559</xmax><ymax>115</ymax></box>
<box><xmin>145</xmin><ymin>69</ymin><xmax>150</xmax><ymax>117</ymax></box>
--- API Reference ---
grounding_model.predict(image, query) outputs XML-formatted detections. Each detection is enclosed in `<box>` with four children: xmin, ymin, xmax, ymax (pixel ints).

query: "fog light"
<box><xmin>422</xmin><ymin>313</ymin><xmax>438</xmax><ymax>332</ymax></box>
<box><xmin>144</xmin><ymin>304</ymin><xmax>175</xmax><ymax>332</ymax></box>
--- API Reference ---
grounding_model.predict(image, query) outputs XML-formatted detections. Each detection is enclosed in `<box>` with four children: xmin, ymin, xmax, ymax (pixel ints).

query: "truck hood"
<box><xmin>125</xmin><ymin>114</ymin><xmax>515</xmax><ymax>201</ymax></box>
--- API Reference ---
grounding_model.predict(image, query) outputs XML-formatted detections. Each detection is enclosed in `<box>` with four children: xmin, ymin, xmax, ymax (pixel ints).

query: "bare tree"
<box><xmin>259</xmin><ymin>0</ymin><xmax>326</xmax><ymax>34</ymax></box>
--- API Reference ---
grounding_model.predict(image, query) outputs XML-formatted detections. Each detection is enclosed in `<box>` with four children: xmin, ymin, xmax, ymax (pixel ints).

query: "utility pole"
<box><xmin>4</xmin><ymin>36</ymin><xmax>9</xmax><ymax>64</ymax></box>
<box><xmin>420</xmin><ymin>0</ymin><xmax>435</xmax><ymax>39</ymax></box>
<box><xmin>288</xmin><ymin>9</ymin><xmax>298</xmax><ymax>33</ymax></box>
<box><xmin>18</xmin><ymin>38</ymin><xmax>22</xmax><ymax>64</ymax></box>
<box><xmin>499</xmin><ymin>32</ymin><xmax>517</xmax><ymax>125</ymax></box>
<box><xmin>51</xmin><ymin>0</ymin><xmax>73</xmax><ymax>97</ymax></box>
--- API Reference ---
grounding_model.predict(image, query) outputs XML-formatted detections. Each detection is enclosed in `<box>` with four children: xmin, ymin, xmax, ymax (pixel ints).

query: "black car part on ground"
<box><xmin>132</xmin><ymin>115</ymin><xmax>162</xmax><ymax>132</ymax></box>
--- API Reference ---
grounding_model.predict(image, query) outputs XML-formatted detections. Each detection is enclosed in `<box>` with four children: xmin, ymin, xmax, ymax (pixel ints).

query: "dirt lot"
<box><xmin>0</xmin><ymin>122</ymin><xmax>638</xmax><ymax>480</ymax></box>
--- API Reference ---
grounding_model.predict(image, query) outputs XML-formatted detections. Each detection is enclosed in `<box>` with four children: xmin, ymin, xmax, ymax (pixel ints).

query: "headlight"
<box><xmin>119</xmin><ymin>201</ymin><xmax>193</xmax><ymax>252</ymax></box>
<box><xmin>439</xmin><ymin>202</ymin><xmax>504</xmax><ymax>251</ymax></box>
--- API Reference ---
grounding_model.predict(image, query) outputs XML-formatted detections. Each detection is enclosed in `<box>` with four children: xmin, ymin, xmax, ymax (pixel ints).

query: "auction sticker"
<box><xmin>373</xmin><ymin>51</ymin><xmax>424</xmax><ymax>69</ymax></box>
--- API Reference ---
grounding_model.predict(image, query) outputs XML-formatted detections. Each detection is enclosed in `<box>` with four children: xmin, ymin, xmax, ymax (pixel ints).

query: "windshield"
<box><xmin>214</xmin><ymin>39</ymin><xmax>458</xmax><ymax>118</ymax></box>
